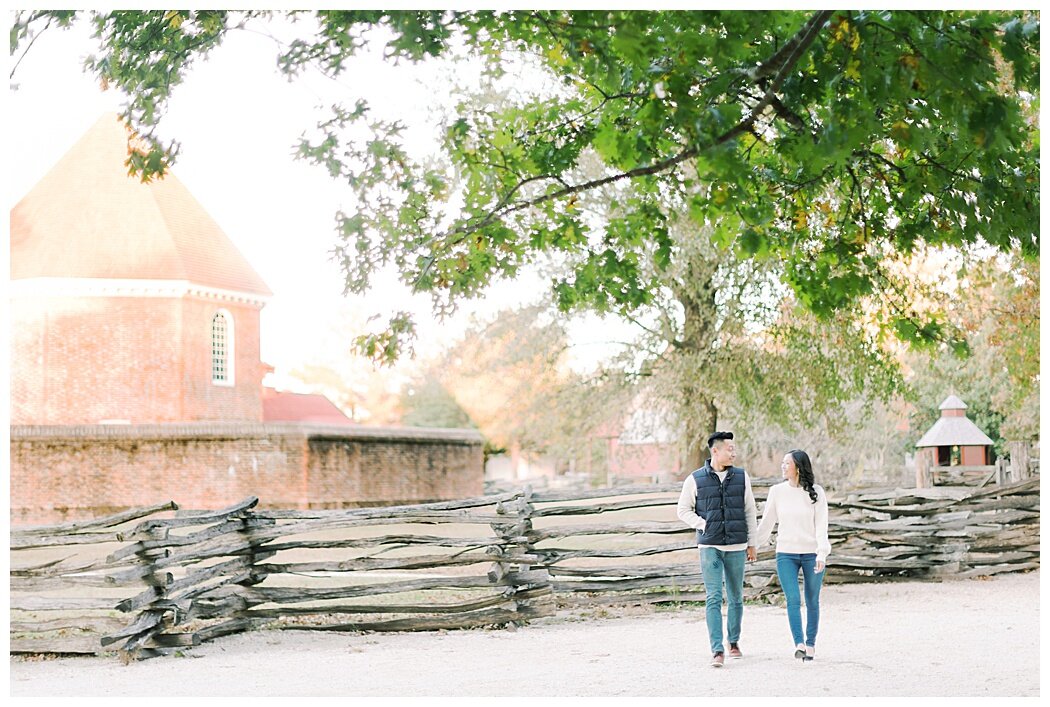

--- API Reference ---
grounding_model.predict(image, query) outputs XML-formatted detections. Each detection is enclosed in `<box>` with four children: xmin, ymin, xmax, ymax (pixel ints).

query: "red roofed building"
<box><xmin>262</xmin><ymin>387</ymin><xmax>354</xmax><ymax>425</ymax></box>
<box><xmin>11</xmin><ymin>113</ymin><xmax>272</xmax><ymax>424</ymax></box>
<box><xmin>9</xmin><ymin>115</ymin><xmax>483</xmax><ymax>524</ymax></box>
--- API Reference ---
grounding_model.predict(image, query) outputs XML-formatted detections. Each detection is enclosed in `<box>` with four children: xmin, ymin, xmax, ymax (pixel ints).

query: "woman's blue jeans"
<box><xmin>699</xmin><ymin>547</ymin><xmax>746</xmax><ymax>653</ymax></box>
<box><xmin>775</xmin><ymin>552</ymin><xmax>824</xmax><ymax>647</ymax></box>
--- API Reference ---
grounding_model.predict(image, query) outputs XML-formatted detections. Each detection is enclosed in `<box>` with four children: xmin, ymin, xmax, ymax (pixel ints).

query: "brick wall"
<box><xmin>10</xmin><ymin>294</ymin><xmax>263</xmax><ymax>424</ymax></box>
<box><xmin>307</xmin><ymin>434</ymin><xmax>483</xmax><ymax>508</ymax></box>
<box><xmin>10</xmin><ymin>423</ymin><xmax>484</xmax><ymax>526</ymax></box>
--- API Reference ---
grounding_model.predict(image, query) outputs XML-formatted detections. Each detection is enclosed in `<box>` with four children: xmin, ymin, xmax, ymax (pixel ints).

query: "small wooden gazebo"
<box><xmin>914</xmin><ymin>395</ymin><xmax>995</xmax><ymax>487</ymax></box>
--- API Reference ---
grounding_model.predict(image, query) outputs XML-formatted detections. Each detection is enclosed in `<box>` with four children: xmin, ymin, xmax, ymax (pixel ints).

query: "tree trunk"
<box><xmin>683</xmin><ymin>398</ymin><xmax>718</xmax><ymax>473</ymax></box>
<box><xmin>675</xmin><ymin>249</ymin><xmax>719</xmax><ymax>476</ymax></box>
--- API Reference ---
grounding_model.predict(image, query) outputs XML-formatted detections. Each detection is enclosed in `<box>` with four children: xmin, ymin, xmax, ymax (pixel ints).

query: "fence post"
<box><xmin>915</xmin><ymin>449</ymin><xmax>932</xmax><ymax>488</ymax></box>
<box><xmin>516</xmin><ymin>484</ymin><xmax>534</xmax><ymax>575</ymax></box>
<box><xmin>511</xmin><ymin>485</ymin><xmax>554</xmax><ymax>624</ymax></box>
<box><xmin>1009</xmin><ymin>441</ymin><xmax>1032</xmax><ymax>481</ymax></box>
<box><xmin>233</xmin><ymin>511</ymin><xmax>277</xmax><ymax>588</ymax></box>
<box><xmin>106</xmin><ymin>527</ymin><xmax>177</xmax><ymax>661</ymax></box>
<box><xmin>489</xmin><ymin>484</ymin><xmax>553</xmax><ymax>628</ymax></box>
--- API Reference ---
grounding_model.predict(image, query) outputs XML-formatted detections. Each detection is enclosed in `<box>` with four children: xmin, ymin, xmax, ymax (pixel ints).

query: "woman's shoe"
<box><xmin>794</xmin><ymin>644</ymin><xmax>806</xmax><ymax>660</ymax></box>
<box><xmin>803</xmin><ymin>645</ymin><xmax>815</xmax><ymax>662</ymax></box>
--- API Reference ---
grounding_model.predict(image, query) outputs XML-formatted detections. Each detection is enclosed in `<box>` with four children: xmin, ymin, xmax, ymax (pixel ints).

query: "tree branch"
<box><xmin>769</xmin><ymin>95</ymin><xmax>809</xmax><ymax>132</ymax></box>
<box><xmin>517</xmin><ymin>90</ymin><xmax>645</xmax><ymax>143</ymax></box>
<box><xmin>430</xmin><ymin>10</ymin><xmax>834</xmax><ymax>254</ymax></box>
<box><xmin>847</xmin><ymin>165</ymin><xmax>870</xmax><ymax>241</ymax></box>
<box><xmin>860</xmin><ymin>149</ymin><xmax>907</xmax><ymax>182</ymax></box>
<box><xmin>750</xmin><ymin>10</ymin><xmax>837</xmax><ymax>81</ymax></box>
<box><xmin>9</xmin><ymin>12</ymin><xmax>62</xmax><ymax>80</ymax></box>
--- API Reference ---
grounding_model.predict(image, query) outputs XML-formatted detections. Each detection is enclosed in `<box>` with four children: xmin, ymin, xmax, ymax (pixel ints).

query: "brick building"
<box><xmin>10</xmin><ymin>114</ymin><xmax>482</xmax><ymax>524</ymax></box>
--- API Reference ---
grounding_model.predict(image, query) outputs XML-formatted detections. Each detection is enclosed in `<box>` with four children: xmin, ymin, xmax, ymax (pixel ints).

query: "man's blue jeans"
<box><xmin>699</xmin><ymin>547</ymin><xmax>746</xmax><ymax>654</ymax></box>
<box><xmin>775</xmin><ymin>552</ymin><xmax>824</xmax><ymax>647</ymax></box>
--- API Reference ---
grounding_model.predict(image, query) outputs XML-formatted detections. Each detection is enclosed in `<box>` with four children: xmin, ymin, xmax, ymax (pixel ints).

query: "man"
<box><xmin>677</xmin><ymin>431</ymin><xmax>758</xmax><ymax>668</ymax></box>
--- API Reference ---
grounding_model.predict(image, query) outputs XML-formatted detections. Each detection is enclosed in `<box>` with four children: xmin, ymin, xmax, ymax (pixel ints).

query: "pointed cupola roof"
<box><xmin>938</xmin><ymin>394</ymin><xmax>967</xmax><ymax>411</ymax></box>
<box><xmin>915</xmin><ymin>395</ymin><xmax>994</xmax><ymax>448</ymax></box>
<box><xmin>11</xmin><ymin>113</ymin><xmax>271</xmax><ymax>297</ymax></box>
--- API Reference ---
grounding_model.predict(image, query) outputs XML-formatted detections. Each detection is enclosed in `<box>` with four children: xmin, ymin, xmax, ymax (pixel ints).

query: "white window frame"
<box><xmin>211</xmin><ymin>309</ymin><xmax>235</xmax><ymax>387</ymax></box>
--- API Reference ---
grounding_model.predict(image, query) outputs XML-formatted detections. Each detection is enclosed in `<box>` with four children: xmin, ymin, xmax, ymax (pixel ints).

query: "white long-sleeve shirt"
<box><xmin>754</xmin><ymin>481</ymin><xmax>832</xmax><ymax>564</ymax></box>
<box><xmin>677</xmin><ymin>468</ymin><xmax>758</xmax><ymax>550</ymax></box>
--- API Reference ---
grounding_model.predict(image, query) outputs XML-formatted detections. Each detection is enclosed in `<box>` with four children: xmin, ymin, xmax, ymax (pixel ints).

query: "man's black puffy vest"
<box><xmin>692</xmin><ymin>462</ymin><xmax>749</xmax><ymax>546</ymax></box>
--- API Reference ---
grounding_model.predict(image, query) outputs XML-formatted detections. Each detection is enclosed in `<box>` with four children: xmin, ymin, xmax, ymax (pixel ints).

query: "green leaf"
<box><xmin>737</xmin><ymin>228</ymin><xmax>768</xmax><ymax>258</ymax></box>
<box><xmin>592</xmin><ymin>121</ymin><xmax>621</xmax><ymax>163</ymax></box>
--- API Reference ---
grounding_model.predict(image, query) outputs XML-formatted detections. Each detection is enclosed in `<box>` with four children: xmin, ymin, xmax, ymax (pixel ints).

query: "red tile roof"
<box><xmin>11</xmin><ymin>114</ymin><xmax>271</xmax><ymax>296</ymax></box>
<box><xmin>262</xmin><ymin>388</ymin><xmax>354</xmax><ymax>425</ymax></box>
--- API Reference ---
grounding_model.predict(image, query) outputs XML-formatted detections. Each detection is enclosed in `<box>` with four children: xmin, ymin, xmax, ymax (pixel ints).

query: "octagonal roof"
<box><xmin>11</xmin><ymin>114</ymin><xmax>271</xmax><ymax>297</ymax></box>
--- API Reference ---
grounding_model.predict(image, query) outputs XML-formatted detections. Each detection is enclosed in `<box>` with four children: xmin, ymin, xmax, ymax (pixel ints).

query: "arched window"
<box><xmin>211</xmin><ymin>310</ymin><xmax>235</xmax><ymax>386</ymax></box>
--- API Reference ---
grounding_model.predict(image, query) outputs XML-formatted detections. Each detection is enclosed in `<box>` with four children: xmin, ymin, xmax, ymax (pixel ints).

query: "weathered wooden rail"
<box><xmin>527</xmin><ymin>476</ymin><xmax>1039</xmax><ymax>607</ymax></box>
<box><xmin>10</xmin><ymin>492</ymin><xmax>551</xmax><ymax>659</ymax></box>
<box><xmin>10</xmin><ymin>476</ymin><xmax>1039</xmax><ymax>659</ymax></box>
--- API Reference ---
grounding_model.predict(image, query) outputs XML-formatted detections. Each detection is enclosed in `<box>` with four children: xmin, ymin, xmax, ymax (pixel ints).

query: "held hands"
<box><xmin>746</xmin><ymin>546</ymin><xmax>757</xmax><ymax>562</ymax></box>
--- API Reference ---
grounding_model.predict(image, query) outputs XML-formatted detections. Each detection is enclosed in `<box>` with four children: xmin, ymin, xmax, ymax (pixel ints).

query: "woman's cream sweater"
<box><xmin>755</xmin><ymin>481</ymin><xmax>832</xmax><ymax>564</ymax></box>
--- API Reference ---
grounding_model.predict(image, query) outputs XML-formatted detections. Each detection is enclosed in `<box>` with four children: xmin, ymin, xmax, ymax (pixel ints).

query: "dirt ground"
<box><xmin>8</xmin><ymin>570</ymin><xmax>1040</xmax><ymax>698</ymax></box>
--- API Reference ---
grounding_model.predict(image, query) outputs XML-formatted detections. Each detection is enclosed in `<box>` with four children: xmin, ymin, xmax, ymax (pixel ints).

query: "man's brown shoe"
<box><xmin>710</xmin><ymin>652</ymin><xmax>725</xmax><ymax>668</ymax></box>
<box><xmin>728</xmin><ymin>643</ymin><xmax>743</xmax><ymax>659</ymax></box>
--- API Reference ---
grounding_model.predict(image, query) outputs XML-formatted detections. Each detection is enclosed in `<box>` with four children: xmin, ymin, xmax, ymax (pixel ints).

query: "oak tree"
<box><xmin>12</xmin><ymin>9</ymin><xmax>1038</xmax><ymax>462</ymax></box>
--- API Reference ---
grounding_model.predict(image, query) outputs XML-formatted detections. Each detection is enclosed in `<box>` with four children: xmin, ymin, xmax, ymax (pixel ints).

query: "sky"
<box><xmin>5</xmin><ymin>12</ymin><xmax>632</xmax><ymax>396</ymax></box>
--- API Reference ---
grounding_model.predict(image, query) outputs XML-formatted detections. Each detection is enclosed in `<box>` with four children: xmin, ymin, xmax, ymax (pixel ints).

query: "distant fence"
<box><xmin>916</xmin><ymin>441</ymin><xmax>1038</xmax><ymax>488</ymax></box>
<box><xmin>10</xmin><ymin>477</ymin><xmax>1039</xmax><ymax>660</ymax></box>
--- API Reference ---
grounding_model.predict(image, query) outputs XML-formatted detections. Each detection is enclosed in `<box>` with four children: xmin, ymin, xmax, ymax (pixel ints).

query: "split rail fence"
<box><xmin>10</xmin><ymin>476</ymin><xmax>1039</xmax><ymax>660</ymax></box>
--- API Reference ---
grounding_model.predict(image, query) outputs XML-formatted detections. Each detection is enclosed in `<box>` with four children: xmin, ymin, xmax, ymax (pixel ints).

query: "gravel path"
<box><xmin>9</xmin><ymin>570</ymin><xmax>1040</xmax><ymax>697</ymax></box>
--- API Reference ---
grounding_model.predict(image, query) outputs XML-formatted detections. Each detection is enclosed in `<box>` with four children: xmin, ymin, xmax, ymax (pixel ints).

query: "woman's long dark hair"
<box><xmin>788</xmin><ymin>449</ymin><xmax>818</xmax><ymax>504</ymax></box>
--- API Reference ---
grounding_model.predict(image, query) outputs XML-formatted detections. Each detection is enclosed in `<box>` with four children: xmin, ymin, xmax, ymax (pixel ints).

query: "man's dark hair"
<box><xmin>707</xmin><ymin>431</ymin><xmax>734</xmax><ymax>449</ymax></box>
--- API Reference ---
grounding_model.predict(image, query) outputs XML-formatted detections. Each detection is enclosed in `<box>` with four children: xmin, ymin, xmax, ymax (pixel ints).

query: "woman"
<box><xmin>755</xmin><ymin>449</ymin><xmax>831</xmax><ymax>661</ymax></box>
